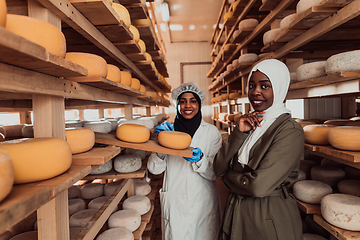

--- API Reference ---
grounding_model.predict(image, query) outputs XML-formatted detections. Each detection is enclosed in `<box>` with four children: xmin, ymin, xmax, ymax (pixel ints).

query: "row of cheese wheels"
<box><xmin>213</xmin><ymin>112</ymin><xmax>243</xmax><ymax>123</ymax></box>
<box><xmin>211</xmin><ymin>92</ymin><xmax>242</xmax><ymax>103</ymax></box>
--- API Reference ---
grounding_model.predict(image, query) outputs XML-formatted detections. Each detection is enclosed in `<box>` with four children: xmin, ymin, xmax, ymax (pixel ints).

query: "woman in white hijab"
<box><xmin>214</xmin><ymin>59</ymin><xmax>304</xmax><ymax>240</ymax></box>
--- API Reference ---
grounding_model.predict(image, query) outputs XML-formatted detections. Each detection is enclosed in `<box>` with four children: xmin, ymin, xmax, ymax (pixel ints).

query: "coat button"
<box><xmin>241</xmin><ymin>176</ymin><xmax>248</xmax><ymax>186</ymax></box>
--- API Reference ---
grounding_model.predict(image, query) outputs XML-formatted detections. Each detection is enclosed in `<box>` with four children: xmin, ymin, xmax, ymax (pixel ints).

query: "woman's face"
<box><xmin>248</xmin><ymin>70</ymin><xmax>274</xmax><ymax>112</ymax></box>
<box><xmin>178</xmin><ymin>92</ymin><xmax>199</xmax><ymax>119</ymax></box>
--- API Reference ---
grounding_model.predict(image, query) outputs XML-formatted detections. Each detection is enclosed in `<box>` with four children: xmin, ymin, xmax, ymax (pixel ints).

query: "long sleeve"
<box><xmin>147</xmin><ymin>152</ymin><xmax>167</xmax><ymax>175</ymax></box>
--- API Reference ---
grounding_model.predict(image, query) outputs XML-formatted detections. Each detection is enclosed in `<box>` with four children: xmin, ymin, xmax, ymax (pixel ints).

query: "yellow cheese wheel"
<box><xmin>158</xmin><ymin>131</ymin><xmax>191</xmax><ymax>150</ymax></box>
<box><xmin>106</xmin><ymin>0</ymin><xmax>113</xmax><ymax>5</ymax></box>
<box><xmin>328</xmin><ymin>126</ymin><xmax>360</xmax><ymax>151</ymax></box>
<box><xmin>132</xmin><ymin>18</ymin><xmax>151</xmax><ymax>26</ymax></box>
<box><xmin>131</xmin><ymin>78</ymin><xmax>141</xmax><ymax>90</ymax></box>
<box><xmin>6</xmin><ymin>14</ymin><xmax>66</xmax><ymax>58</ymax></box>
<box><xmin>65</xmin><ymin>128</ymin><xmax>95</xmax><ymax>154</ymax></box>
<box><xmin>0</xmin><ymin>0</ymin><xmax>7</xmax><ymax>27</ymax></box>
<box><xmin>0</xmin><ymin>150</ymin><xmax>14</xmax><ymax>202</ymax></box>
<box><xmin>65</xmin><ymin>52</ymin><xmax>107</xmax><ymax>78</ymax></box>
<box><xmin>112</xmin><ymin>3</ymin><xmax>131</xmax><ymax>27</ymax></box>
<box><xmin>129</xmin><ymin>25</ymin><xmax>140</xmax><ymax>42</ymax></box>
<box><xmin>139</xmin><ymin>85</ymin><xmax>146</xmax><ymax>93</ymax></box>
<box><xmin>120</xmin><ymin>71</ymin><xmax>132</xmax><ymax>86</ymax></box>
<box><xmin>0</xmin><ymin>138</ymin><xmax>72</xmax><ymax>184</ymax></box>
<box><xmin>106</xmin><ymin>64</ymin><xmax>121</xmax><ymax>83</ymax></box>
<box><xmin>224</xmin><ymin>11</ymin><xmax>234</xmax><ymax>21</ymax></box>
<box><xmin>303</xmin><ymin>124</ymin><xmax>336</xmax><ymax>145</ymax></box>
<box><xmin>116</xmin><ymin>123</ymin><xmax>150</xmax><ymax>143</ymax></box>
<box><xmin>138</xmin><ymin>39</ymin><xmax>146</xmax><ymax>52</ymax></box>
<box><xmin>229</xmin><ymin>92</ymin><xmax>241</xmax><ymax>99</ymax></box>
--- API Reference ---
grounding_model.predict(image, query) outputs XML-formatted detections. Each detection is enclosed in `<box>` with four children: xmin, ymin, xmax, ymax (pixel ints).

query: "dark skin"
<box><xmin>238</xmin><ymin>70</ymin><xmax>274</xmax><ymax>132</ymax></box>
<box><xmin>178</xmin><ymin>92</ymin><xmax>199</xmax><ymax>119</ymax></box>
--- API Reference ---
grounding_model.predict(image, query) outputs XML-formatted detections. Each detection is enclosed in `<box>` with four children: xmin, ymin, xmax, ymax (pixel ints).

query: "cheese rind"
<box><xmin>65</xmin><ymin>52</ymin><xmax>107</xmax><ymax>78</ymax></box>
<box><xmin>238</xmin><ymin>18</ymin><xmax>258</xmax><ymax>30</ymax></box>
<box><xmin>66</xmin><ymin>128</ymin><xmax>95</xmax><ymax>154</ymax></box>
<box><xmin>0</xmin><ymin>150</ymin><xmax>14</xmax><ymax>202</ymax></box>
<box><xmin>107</xmin><ymin>64</ymin><xmax>121</xmax><ymax>83</ymax></box>
<box><xmin>328</xmin><ymin>126</ymin><xmax>360</xmax><ymax>151</ymax></box>
<box><xmin>280</xmin><ymin>13</ymin><xmax>298</xmax><ymax>30</ymax></box>
<box><xmin>68</xmin><ymin>185</ymin><xmax>80</xmax><ymax>199</ymax></box>
<box><xmin>123</xmin><ymin>195</ymin><xmax>151</xmax><ymax>215</ymax></box>
<box><xmin>114</xmin><ymin>154</ymin><xmax>142</xmax><ymax>173</ymax></box>
<box><xmin>134</xmin><ymin>182</ymin><xmax>151</xmax><ymax>196</ymax></box>
<box><xmin>311</xmin><ymin>165</ymin><xmax>346</xmax><ymax>187</ymax></box>
<box><xmin>158</xmin><ymin>131</ymin><xmax>191</xmax><ymax>150</ymax></box>
<box><xmin>104</xmin><ymin>181</ymin><xmax>123</xmax><ymax>196</ymax></box>
<box><xmin>69</xmin><ymin>209</ymin><xmax>98</xmax><ymax>228</ymax></box>
<box><xmin>138</xmin><ymin>39</ymin><xmax>146</xmax><ymax>52</ymax></box>
<box><xmin>68</xmin><ymin>198</ymin><xmax>86</xmax><ymax>216</ymax></box>
<box><xmin>112</xmin><ymin>3</ymin><xmax>131</xmax><ymax>27</ymax></box>
<box><xmin>120</xmin><ymin>71</ymin><xmax>132</xmax><ymax>86</ymax></box>
<box><xmin>263</xmin><ymin>28</ymin><xmax>281</xmax><ymax>45</ymax></box>
<box><xmin>303</xmin><ymin>124</ymin><xmax>335</xmax><ymax>145</ymax></box>
<box><xmin>129</xmin><ymin>25</ymin><xmax>140</xmax><ymax>42</ymax></box>
<box><xmin>116</xmin><ymin>123</ymin><xmax>150</xmax><ymax>143</ymax></box>
<box><xmin>90</xmin><ymin>159</ymin><xmax>113</xmax><ymax>175</ymax></box>
<box><xmin>96</xmin><ymin>227</ymin><xmax>134</xmax><ymax>240</ymax></box>
<box><xmin>80</xmin><ymin>183</ymin><xmax>104</xmax><ymax>199</ymax></box>
<box><xmin>130</xmin><ymin>78</ymin><xmax>141</xmax><ymax>90</ymax></box>
<box><xmin>325</xmin><ymin>50</ymin><xmax>360</xmax><ymax>74</ymax></box>
<box><xmin>296</xmin><ymin>0</ymin><xmax>323</xmax><ymax>14</ymax></box>
<box><xmin>337</xmin><ymin>180</ymin><xmax>360</xmax><ymax>197</ymax></box>
<box><xmin>296</xmin><ymin>61</ymin><xmax>326</xmax><ymax>81</ymax></box>
<box><xmin>83</xmin><ymin>121</ymin><xmax>112</xmax><ymax>134</ymax></box>
<box><xmin>0</xmin><ymin>0</ymin><xmax>6</xmax><ymax>27</ymax></box>
<box><xmin>293</xmin><ymin>180</ymin><xmax>332</xmax><ymax>204</ymax></box>
<box><xmin>108</xmin><ymin>209</ymin><xmax>141</xmax><ymax>231</ymax></box>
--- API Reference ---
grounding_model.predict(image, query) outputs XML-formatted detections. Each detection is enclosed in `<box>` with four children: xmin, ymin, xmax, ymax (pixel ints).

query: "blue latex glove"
<box><xmin>156</xmin><ymin>122</ymin><xmax>174</xmax><ymax>136</ymax></box>
<box><xmin>184</xmin><ymin>147</ymin><xmax>203</xmax><ymax>163</ymax></box>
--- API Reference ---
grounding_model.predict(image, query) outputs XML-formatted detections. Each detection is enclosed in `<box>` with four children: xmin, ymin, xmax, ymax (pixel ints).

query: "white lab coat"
<box><xmin>147</xmin><ymin>120</ymin><xmax>222</xmax><ymax>240</ymax></box>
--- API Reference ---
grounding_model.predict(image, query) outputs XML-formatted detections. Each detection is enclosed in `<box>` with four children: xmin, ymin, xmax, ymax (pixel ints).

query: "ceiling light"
<box><xmin>169</xmin><ymin>24</ymin><xmax>183</xmax><ymax>31</ymax></box>
<box><xmin>160</xmin><ymin>23</ymin><xmax>167</xmax><ymax>31</ymax></box>
<box><xmin>160</xmin><ymin>1</ymin><xmax>170</xmax><ymax>22</ymax></box>
<box><xmin>189</xmin><ymin>25</ymin><xmax>195</xmax><ymax>30</ymax></box>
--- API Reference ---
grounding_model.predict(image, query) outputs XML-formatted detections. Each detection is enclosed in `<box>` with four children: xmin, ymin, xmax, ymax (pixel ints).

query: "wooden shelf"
<box><xmin>296</xmin><ymin>199</ymin><xmax>321</xmax><ymax>214</ymax></box>
<box><xmin>133</xmin><ymin>222</ymin><xmax>147</xmax><ymax>240</ymax></box>
<box><xmin>72</xmin><ymin>146</ymin><xmax>121</xmax><ymax>165</ymax></box>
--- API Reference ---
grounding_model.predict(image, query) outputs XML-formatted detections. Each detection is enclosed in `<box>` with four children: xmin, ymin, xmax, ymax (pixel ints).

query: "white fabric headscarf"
<box><xmin>238</xmin><ymin>59</ymin><xmax>291</xmax><ymax>165</ymax></box>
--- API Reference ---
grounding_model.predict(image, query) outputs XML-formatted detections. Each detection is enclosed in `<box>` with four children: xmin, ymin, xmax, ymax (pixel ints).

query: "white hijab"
<box><xmin>238</xmin><ymin>59</ymin><xmax>291</xmax><ymax>165</ymax></box>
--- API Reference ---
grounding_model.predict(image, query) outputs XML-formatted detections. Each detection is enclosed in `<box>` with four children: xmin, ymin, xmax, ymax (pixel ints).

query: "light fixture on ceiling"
<box><xmin>160</xmin><ymin>1</ymin><xmax>170</xmax><ymax>22</ymax></box>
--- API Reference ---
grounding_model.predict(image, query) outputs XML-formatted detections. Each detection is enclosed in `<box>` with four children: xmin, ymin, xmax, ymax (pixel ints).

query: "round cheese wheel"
<box><xmin>114</xmin><ymin>154</ymin><xmax>142</xmax><ymax>173</ymax></box>
<box><xmin>65</xmin><ymin>52</ymin><xmax>107</xmax><ymax>78</ymax></box>
<box><xmin>130</xmin><ymin>78</ymin><xmax>141</xmax><ymax>90</ymax></box>
<box><xmin>134</xmin><ymin>182</ymin><xmax>151</xmax><ymax>196</ymax></box>
<box><xmin>293</xmin><ymin>180</ymin><xmax>332</xmax><ymax>204</ymax></box>
<box><xmin>69</xmin><ymin>209</ymin><xmax>98</xmax><ymax>228</ymax></box>
<box><xmin>116</xmin><ymin>123</ymin><xmax>150</xmax><ymax>143</ymax></box>
<box><xmin>344</xmin><ymin>166</ymin><xmax>360</xmax><ymax>180</ymax></box>
<box><xmin>296</xmin><ymin>61</ymin><xmax>326</xmax><ymax>81</ymax></box>
<box><xmin>263</xmin><ymin>28</ymin><xmax>281</xmax><ymax>45</ymax></box>
<box><xmin>139</xmin><ymin>85</ymin><xmax>146</xmax><ymax>93</ymax></box>
<box><xmin>70</xmin><ymin>227</ymin><xmax>82</xmax><ymax>240</ymax></box>
<box><xmin>290</xmin><ymin>72</ymin><xmax>297</xmax><ymax>82</ymax></box>
<box><xmin>80</xmin><ymin>183</ymin><xmax>104</xmax><ymax>199</ymax></box>
<box><xmin>65</xmin><ymin>128</ymin><xmax>95</xmax><ymax>154</ymax></box>
<box><xmin>133</xmin><ymin>149</ymin><xmax>147</xmax><ymax>160</ymax></box>
<box><xmin>138</xmin><ymin>39</ymin><xmax>146</xmax><ymax>52</ymax></box>
<box><xmin>1</xmin><ymin>124</ymin><xmax>24</xmax><ymax>138</ymax></box>
<box><xmin>68</xmin><ymin>185</ymin><xmax>80</xmax><ymax>199</ymax></box>
<box><xmin>65</xmin><ymin>121</ymin><xmax>83</xmax><ymax>128</ymax></box>
<box><xmin>311</xmin><ymin>165</ymin><xmax>346</xmax><ymax>187</ymax></box>
<box><xmin>280</xmin><ymin>13</ymin><xmax>298</xmax><ymax>30</ymax></box>
<box><xmin>112</xmin><ymin>3</ymin><xmax>131</xmax><ymax>27</ymax></box>
<box><xmin>21</xmin><ymin>124</ymin><xmax>34</xmax><ymax>138</ymax></box>
<box><xmin>120</xmin><ymin>71</ymin><xmax>132</xmax><ymax>86</ymax></box>
<box><xmin>229</xmin><ymin>92</ymin><xmax>241</xmax><ymax>99</ymax></box>
<box><xmin>338</xmin><ymin>180</ymin><xmax>360</xmax><ymax>197</ymax></box>
<box><xmin>9</xmin><ymin>231</ymin><xmax>37</xmax><ymax>240</ymax></box>
<box><xmin>323</xmin><ymin>119</ymin><xmax>352</xmax><ymax>126</ymax></box>
<box><xmin>107</xmin><ymin>64</ymin><xmax>121</xmax><ymax>83</ymax></box>
<box><xmin>232</xmin><ymin>59</ymin><xmax>240</xmax><ymax>68</ymax></box>
<box><xmin>83</xmin><ymin>121</ymin><xmax>111</xmax><ymax>134</ymax></box>
<box><xmin>328</xmin><ymin>126</ymin><xmax>360</xmax><ymax>151</ymax></box>
<box><xmin>96</xmin><ymin>227</ymin><xmax>134</xmax><ymax>240</ymax></box>
<box><xmin>108</xmin><ymin>209</ymin><xmax>141</xmax><ymax>231</ymax></box>
<box><xmin>90</xmin><ymin>159</ymin><xmax>113</xmax><ymax>175</ymax></box>
<box><xmin>0</xmin><ymin>230</ymin><xmax>13</xmax><ymax>240</ymax></box>
<box><xmin>238</xmin><ymin>53</ymin><xmax>259</xmax><ymax>63</ymax></box>
<box><xmin>300</xmin><ymin>159</ymin><xmax>318</xmax><ymax>179</ymax></box>
<box><xmin>0</xmin><ymin>150</ymin><xmax>14</xmax><ymax>202</ymax></box>
<box><xmin>226</xmin><ymin>64</ymin><xmax>234</xmax><ymax>72</ymax></box>
<box><xmin>0</xmin><ymin>0</ymin><xmax>6</xmax><ymax>28</ymax></box>
<box><xmin>129</xmin><ymin>25</ymin><xmax>140</xmax><ymax>42</ymax></box>
<box><xmin>158</xmin><ymin>131</ymin><xmax>191</xmax><ymax>150</ymax></box>
<box><xmin>303</xmin><ymin>233</ymin><xmax>327</xmax><ymax>240</ymax></box>
<box><xmin>0</xmin><ymin>138</ymin><xmax>71</xmax><ymax>184</ymax></box>
<box><xmin>224</xmin><ymin>11</ymin><xmax>233</xmax><ymax>21</ymax></box>
<box><xmin>88</xmin><ymin>195</ymin><xmax>118</xmax><ymax>212</ymax></box>
<box><xmin>296</xmin><ymin>0</ymin><xmax>323</xmax><ymax>14</ymax></box>
<box><xmin>123</xmin><ymin>195</ymin><xmax>151</xmax><ymax>215</ymax></box>
<box><xmin>321</xmin><ymin>193</ymin><xmax>360</xmax><ymax>231</ymax></box>
<box><xmin>68</xmin><ymin>198</ymin><xmax>86</xmax><ymax>216</ymax></box>
<box><xmin>239</xmin><ymin>18</ymin><xmax>259</xmax><ymax>29</ymax></box>
<box><xmin>234</xmin><ymin>114</ymin><xmax>242</xmax><ymax>124</ymax></box>
<box><xmin>303</xmin><ymin>124</ymin><xmax>335</xmax><ymax>145</ymax></box>
<box><xmin>104</xmin><ymin>181</ymin><xmax>123</xmax><ymax>196</ymax></box>
<box><xmin>6</xmin><ymin>14</ymin><xmax>66</xmax><ymax>58</ymax></box>
<box><xmin>326</xmin><ymin>50</ymin><xmax>360</xmax><ymax>73</ymax></box>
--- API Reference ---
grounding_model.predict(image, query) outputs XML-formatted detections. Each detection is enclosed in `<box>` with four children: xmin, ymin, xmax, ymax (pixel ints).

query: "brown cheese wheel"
<box><xmin>311</xmin><ymin>165</ymin><xmax>346</xmax><ymax>187</ymax></box>
<box><xmin>328</xmin><ymin>126</ymin><xmax>360</xmax><ymax>151</ymax></box>
<box><xmin>303</xmin><ymin>124</ymin><xmax>336</xmax><ymax>145</ymax></box>
<box><xmin>116</xmin><ymin>123</ymin><xmax>150</xmax><ymax>143</ymax></box>
<box><xmin>158</xmin><ymin>131</ymin><xmax>191</xmax><ymax>150</ymax></box>
<box><xmin>337</xmin><ymin>180</ymin><xmax>360</xmax><ymax>197</ymax></box>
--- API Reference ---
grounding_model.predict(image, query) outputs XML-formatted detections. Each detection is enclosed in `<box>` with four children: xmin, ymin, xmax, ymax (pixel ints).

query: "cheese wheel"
<box><xmin>300</xmin><ymin>159</ymin><xmax>318</xmax><ymax>180</ymax></box>
<box><xmin>158</xmin><ymin>131</ymin><xmax>191</xmax><ymax>150</ymax></box>
<box><xmin>263</xmin><ymin>28</ymin><xmax>281</xmax><ymax>45</ymax></box>
<box><xmin>6</xmin><ymin>14</ymin><xmax>66</xmax><ymax>58</ymax></box>
<box><xmin>123</xmin><ymin>195</ymin><xmax>151</xmax><ymax>215</ymax></box>
<box><xmin>105</xmin><ymin>118</ymin><xmax>118</xmax><ymax>132</ymax></box>
<box><xmin>9</xmin><ymin>231</ymin><xmax>38</xmax><ymax>240</ymax></box>
<box><xmin>303</xmin><ymin>233</ymin><xmax>327</xmax><ymax>240</ymax></box>
<box><xmin>303</xmin><ymin>124</ymin><xmax>335</xmax><ymax>145</ymax></box>
<box><xmin>328</xmin><ymin>126</ymin><xmax>360</xmax><ymax>151</ymax></box>
<box><xmin>83</xmin><ymin>121</ymin><xmax>111</xmax><ymax>134</ymax></box>
<box><xmin>120</xmin><ymin>71</ymin><xmax>132</xmax><ymax>86</ymax></box>
<box><xmin>70</xmin><ymin>228</ymin><xmax>82</xmax><ymax>240</ymax></box>
<box><xmin>108</xmin><ymin>209</ymin><xmax>141</xmax><ymax>231</ymax></box>
<box><xmin>112</xmin><ymin>3</ymin><xmax>131</xmax><ymax>27</ymax></box>
<box><xmin>296</xmin><ymin>0</ymin><xmax>323</xmax><ymax>14</ymax></box>
<box><xmin>1</xmin><ymin>124</ymin><xmax>24</xmax><ymax>138</ymax></box>
<box><xmin>21</xmin><ymin>124</ymin><xmax>34</xmax><ymax>138</ymax></box>
<box><xmin>116</xmin><ymin>123</ymin><xmax>150</xmax><ymax>143</ymax></box>
<box><xmin>226</xmin><ymin>64</ymin><xmax>234</xmax><ymax>72</ymax></box>
<box><xmin>323</xmin><ymin>119</ymin><xmax>352</xmax><ymax>126</ymax></box>
<box><xmin>224</xmin><ymin>11</ymin><xmax>234</xmax><ymax>21</ymax></box>
<box><xmin>65</xmin><ymin>52</ymin><xmax>107</xmax><ymax>78</ymax></box>
<box><xmin>68</xmin><ymin>198</ymin><xmax>86</xmax><ymax>216</ymax></box>
<box><xmin>344</xmin><ymin>166</ymin><xmax>360</xmax><ymax>180</ymax></box>
<box><xmin>65</xmin><ymin>128</ymin><xmax>95</xmax><ymax>154</ymax></box>
<box><xmin>90</xmin><ymin>159</ymin><xmax>113</xmax><ymax>175</ymax></box>
<box><xmin>69</xmin><ymin>209</ymin><xmax>98</xmax><ymax>228</ymax></box>
<box><xmin>290</xmin><ymin>72</ymin><xmax>297</xmax><ymax>83</ymax></box>
<box><xmin>311</xmin><ymin>165</ymin><xmax>346</xmax><ymax>187</ymax></box>
<box><xmin>238</xmin><ymin>18</ymin><xmax>259</xmax><ymax>29</ymax></box>
<box><xmin>107</xmin><ymin>64</ymin><xmax>121</xmax><ymax>83</ymax></box>
<box><xmin>337</xmin><ymin>179</ymin><xmax>360</xmax><ymax>197</ymax></box>
<box><xmin>65</xmin><ymin>121</ymin><xmax>83</xmax><ymax>128</ymax></box>
<box><xmin>296</xmin><ymin>61</ymin><xmax>326</xmax><ymax>81</ymax></box>
<box><xmin>80</xmin><ymin>183</ymin><xmax>104</xmax><ymax>199</ymax></box>
<box><xmin>104</xmin><ymin>181</ymin><xmax>123</xmax><ymax>196</ymax></box>
<box><xmin>130</xmin><ymin>78</ymin><xmax>141</xmax><ymax>90</ymax></box>
<box><xmin>88</xmin><ymin>195</ymin><xmax>118</xmax><ymax>212</ymax></box>
<box><xmin>229</xmin><ymin>92</ymin><xmax>241</xmax><ymax>99</ymax></box>
<box><xmin>133</xmin><ymin>149</ymin><xmax>147</xmax><ymax>160</ymax></box>
<box><xmin>0</xmin><ymin>230</ymin><xmax>12</xmax><ymax>240</ymax></box>
<box><xmin>238</xmin><ymin>53</ymin><xmax>259</xmax><ymax>63</ymax></box>
<box><xmin>129</xmin><ymin>25</ymin><xmax>140</xmax><ymax>42</ymax></box>
<box><xmin>234</xmin><ymin>114</ymin><xmax>242</xmax><ymax>124</ymax></box>
<box><xmin>134</xmin><ymin>182</ymin><xmax>151</xmax><ymax>196</ymax></box>
<box><xmin>321</xmin><ymin>193</ymin><xmax>360</xmax><ymax>231</ymax></box>
<box><xmin>114</xmin><ymin>154</ymin><xmax>142</xmax><ymax>173</ymax></box>
<box><xmin>96</xmin><ymin>227</ymin><xmax>134</xmax><ymax>240</ymax></box>
<box><xmin>68</xmin><ymin>185</ymin><xmax>80</xmax><ymax>199</ymax></box>
<box><xmin>138</xmin><ymin>39</ymin><xmax>146</xmax><ymax>52</ymax></box>
<box><xmin>0</xmin><ymin>138</ymin><xmax>72</xmax><ymax>184</ymax></box>
<box><xmin>0</xmin><ymin>150</ymin><xmax>14</xmax><ymax>202</ymax></box>
<box><xmin>139</xmin><ymin>85</ymin><xmax>146</xmax><ymax>93</ymax></box>
<box><xmin>232</xmin><ymin>59</ymin><xmax>240</xmax><ymax>68</ymax></box>
<box><xmin>132</xmin><ymin>19</ymin><xmax>151</xmax><ymax>27</ymax></box>
<box><xmin>280</xmin><ymin>13</ymin><xmax>298</xmax><ymax>30</ymax></box>
<box><xmin>293</xmin><ymin>180</ymin><xmax>332</xmax><ymax>204</ymax></box>
<box><xmin>0</xmin><ymin>0</ymin><xmax>6</xmax><ymax>28</ymax></box>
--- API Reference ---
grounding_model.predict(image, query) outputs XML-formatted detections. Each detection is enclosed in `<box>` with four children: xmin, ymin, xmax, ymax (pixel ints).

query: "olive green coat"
<box><xmin>214</xmin><ymin>113</ymin><xmax>304</xmax><ymax>240</ymax></box>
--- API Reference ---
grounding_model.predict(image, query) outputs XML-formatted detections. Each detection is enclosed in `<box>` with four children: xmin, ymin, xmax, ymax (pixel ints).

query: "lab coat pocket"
<box><xmin>266</xmin><ymin>219</ymin><xmax>278</xmax><ymax>240</ymax></box>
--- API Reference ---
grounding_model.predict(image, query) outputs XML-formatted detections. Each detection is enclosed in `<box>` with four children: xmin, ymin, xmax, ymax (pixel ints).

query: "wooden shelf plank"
<box><xmin>142</xmin><ymin>203</ymin><xmax>154</xmax><ymax>223</ymax></box>
<box><xmin>304</xmin><ymin>143</ymin><xmax>360</xmax><ymax>163</ymax></box>
<box><xmin>72</xmin><ymin>146</ymin><xmax>121</xmax><ymax>165</ymax></box>
<box><xmin>94</xmin><ymin>132</ymin><xmax>193</xmax><ymax>158</ymax></box>
<box><xmin>231</xmin><ymin>28</ymin><xmax>254</xmax><ymax>43</ymax></box>
<box><xmin>319</xmin><ymin>0</ymin><xmax>355</xmax><ymax>8</ymax></box>
<box><xmin>134</xmin><ymin>222</ymin><xmax>147</xmax><ymax>240</ymax></box>
<box><xmin>313</xmin><ymin>214</ymin><xmax>360</xmax><ymax>240</ymax></box>
<box><xmin>127</xmin><ymin>4</ymin><xmax>148</xmax><ymax>20</ymax></box>
<box><xmin>96</xmin><ymin>21</ymin><xmax>134</xmax><ymax>42</ymax></box>
<box><xmin>296</xmin><ymin>199</ymin><xmax>321</xmax><ymax>214</ymax></box>
<box><xmin>145</xmin><ymin>219</ymin><xmax>154</xmax><ymax>231</ymax></box>
<box><xmin>113</xmin><ymin>40</ymin><xmax>142</xmax><ymax>55</ymax></box>
<box><xmin>259</xmin><ymin>0</ymin><xmax>282</xmax><ymax>11</ymax></box>
<box><xmin>290</xmin><ymin>6</ymin><xmax>338</xmax><ymax>30</ymax></box>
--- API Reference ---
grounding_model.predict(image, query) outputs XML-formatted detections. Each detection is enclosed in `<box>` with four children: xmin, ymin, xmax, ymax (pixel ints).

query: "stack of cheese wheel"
<box><xmin>108</xmin><ymin>209</ymin><xmax>141</xmax><ymax>232</ymax></box>
<box><xmin>239</xmin><ymin>18</ymin><xmax>259</xmax><ymax>30</ymax></box>
<box><xmin>69</xmin><ymin>209</ymin><xmax>98</xmax><ymax>228</ymax></box>
<box><xmin>311</xmin><ymin>165</ymin><xmax>346</xmax><ymax>187</ymax></box>
<box><xmin>6</xmin><ymin>14</ymin><xmax>66</xmax><ymax>58</ymax></box>
<box><xmin>328</xmin><ymin>126</ymin><xmax>360</xmax><ymax>151</ymax></box>
<box><xmin>296</xmin><ymin>0</ymin><xmax>323</xmax><ymax>15</ymax></box>
<box><xmin>68</xmin><ymin>198</ymin><xmax>86</xmax><ymax>216</ymax></box>
<box><xmin>90</xmin><ymin>159</ymin><xmax>113</xmax><ymax>175</ymax></box>
<box><xmin>296</xmin><ymin>61</ymin><xmax>326</xmax><ymax>81</ymax></box>
<box><xmin>120</xmin><ymin>70</ymin><xmax>132</xmax><ymax>86</ymax></box>
<box><xmin>65</xmin><ymin>52</ymin><xmax>107</xmax><ymax>77</ymax></box>
<box><xmin>0</xmin><ymin>150</ymin><xmax>14</xmax><ymax>202</ymax></box>
<box><xmin>293</xmin><ymin>180</ymin><xmax>332</xmax><ymax>204</ymax></box>
<box><xmin>122</xmin><ymin>195</ymin><xmax>151</xmax><ymax>215</ymax></box>
<box><xmin>0</xmin><ymin>138</ymin><xmax>72</xmax><ymax>184</ymax></box>
<box><xmin>0</xmin><ymin>0</ymin><xmax>6</xmax><ymax>28</ymax></box>
<box><xmin>106</xmin><ymin>64</ymin><xmax>121</xmax><ymax>83</ymax></box>
<box><xmin>326</xmin><ymin>50</ymin><xmax>360</xmax><ymax>74</ymax></box>
<box><xmin>338</xmin><ymin>179</ymin><xmax>360</xmax><ymax>197</ymax></box>
<box><xmin>96</xmin><ymin>227</ymin><xmax>134</xmax><ymax>240</ymax></box>
<box><xmin>158</xmin><ymin>131</ymin><xmax>191</xmax><ymax>150</ymax></box>
<box><xmin>116</xmin><ymin>123</ymin><xmax>150</xmax><ymax>143</ymax></box>
<box><xmin>112</xmin><ymin>3</ymin><xmax>131</xmax><ymax>27</ymax></box>
<box><xmin>114</xmin><ymin>154</ymin><xmax>142</xmax><ymax>173</ymax></box>
<box><xmin>129</xmin><ymin>25</ymin><xmax>140</xmax><ymax>42</ymax></box>
<box><xmin>80</xmin><ymin>183</ymin><xmax>104</xmax><ymax>199</ymax></box>
<box><xmin>83</xmin><ymin>121</ymin><xmax>112</xmax><ymax>134</ymax></box>
<box><xmin>65</xmin><ymin>128</ymin><xmax>95</xmax><ymax>154</ymax></box>
<box><xmin>263</xmin><ymin>28</ymin><xmax>281</xmax><ymax>46</ymax></box>
<box><xmin>303</xmin><ymin>124</ymin><xmax>336</xmax><ymax>145</ymax></box>
<box><xmin>238</xmin><ymin>53</ymin><xmax>259</xmax><ymax>63</ymax></box>
<box><xmin>130</xmin><ymin>78</ymin><xmax>141</xmax><ymax>90</ymax></box>
<box><xmin>280</xmin><ymin>13</ymin><xmax>298</xmax><ymax>30</ymax></box>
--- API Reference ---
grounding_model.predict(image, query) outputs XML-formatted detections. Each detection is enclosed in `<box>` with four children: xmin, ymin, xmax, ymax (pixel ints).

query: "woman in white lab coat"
<box><xmin>147</xmin><ymin>82</ymin><xmax>222</xmax><ymax>240</ymax></box>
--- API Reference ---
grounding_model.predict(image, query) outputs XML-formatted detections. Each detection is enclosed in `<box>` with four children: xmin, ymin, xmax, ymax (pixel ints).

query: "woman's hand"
<box><xmin>237</xmin><ymin>111</ymin><xmax>264</xmax><ymax>132</ymax></box>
